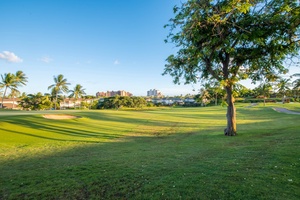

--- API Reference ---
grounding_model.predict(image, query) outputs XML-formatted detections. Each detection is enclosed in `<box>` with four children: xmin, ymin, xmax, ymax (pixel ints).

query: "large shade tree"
<box><xmin>164</xmin><ymin>0</ymin><xmax>300</xmax><ymax>136</ymax></box>
<box><xmin>48</xmin><ymin>74</ymin><xmax>70</xmax><ymax>110</ymax></box>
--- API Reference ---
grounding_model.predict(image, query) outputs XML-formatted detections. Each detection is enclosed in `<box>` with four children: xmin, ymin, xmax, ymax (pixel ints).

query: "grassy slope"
<box><xmin>0</xmin><ymin>104</ymin><xmax>299</xmax><ymax>199</ymax></box>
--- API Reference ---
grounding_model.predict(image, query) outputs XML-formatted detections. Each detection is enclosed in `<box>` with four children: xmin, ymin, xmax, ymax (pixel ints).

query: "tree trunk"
<box><xmin>1</xmin><ymin>87</ymin><xmax>8</xmax><ymax>109</ymax></box>
<box><xmin>13</xmin><ymin>96</ymin><xmax>15</xmax><ymax>109</ymax></box>
<box><xmin>55</xmin><ymin>94</ymin><xmax>58</xmax><ymax>110</ymax></box>
<box><xmin>63</xmin><ymin>98</ymin><xmax>65</xmax><ymax>110</ymax></box>
<box><xmin>224</xmin><ymin>86</ymin><xmax>237</xmax><ymax>136</ymax></box>
<box><xmin>263</xmin><ymin>92</ymin><xmax>266</xmax><ymax>106</ymax></box>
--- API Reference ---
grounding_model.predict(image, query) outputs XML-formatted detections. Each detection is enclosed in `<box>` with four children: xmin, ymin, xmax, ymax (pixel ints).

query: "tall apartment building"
<box><xmin>96</xmin><ymin>90</ymin><xmax>132</xmax><ymax>97</ymax></box>
<box><xmin>96</xmin><ymin>92</ymin><xmax>106</xmax><ymax>97</ymax></box>
<box><xmin>147</xmin><ymin>89</ymin><xmax>163</xmax><ymax>97</ymax></box>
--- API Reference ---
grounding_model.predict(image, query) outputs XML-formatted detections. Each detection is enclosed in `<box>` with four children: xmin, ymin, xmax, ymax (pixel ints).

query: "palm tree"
<box><xmin>27</xmin><ymin>93</ymin><xmax>44</xmax><ymax>110</ymax></box>
<box><xmin>8</xmin><ymin>88</ymin><xmax>20</xmax><ymax>109</ymax></box>
<box><xmin>198</xmin><ymin>87</ymin><xmax>211</xmax><ymax>106</ymax></box>
<box><xmin>292</xmin><ymin>73</ymin><xmax>300</xmax><ymax>100</ymax></box>
<box><xmin>69</xmin><ymin>84</ymin><xmax>86</xmax><ymax>109</ymax></box>
<box><xmin>0</xmin><ymin>73</ymin><xmax>17</xmax><ymax>108</ymax></box>
<box><xmin>48</xmin><ymin>74</ymin><xmax>70</xmax><ymax>110</ymax></box>
<box><xmin>0</xmin><ymin>71</ymin><xmax>28</xmax><ymax>109</ymax></box>
<box><xmin>277</xmin><ymin>78</ymin><xmax>292</xmax><ymax>103</ymax></box>
<box><xmin>14</xmin><ymin>70</ymin><xmax>28</xmax><ymax>87</ymax></box>
<box><xmin>20</xmin><ymin>92</ymin><xmax>27</xmax><ymax>99</ymax></box>
<box><xmin>210</xmin><ymin>81</ymin><xmax>224</xmax><ymax>106</ymax></box>
<box><xmin>255</xmin><ymin>82</ymin><xmax>273</xmax><ymax>106</ymax></box>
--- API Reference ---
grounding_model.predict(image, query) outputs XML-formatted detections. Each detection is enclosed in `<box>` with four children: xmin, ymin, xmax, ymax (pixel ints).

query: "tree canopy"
<box><xmin>69</xmin><ymin>84</ymin><xmax>86</xmax><ymax>108</ymax></box>
<box><xmin>48</xmin><ymin>74</ymin><xmax>70</xmax><ymax>110</ymax></box>
<box><xmin>164</xmin><ymin>0</ymin><xmax>300</xmax><ymax>135</ymax></box>
<box><xmin>0</xmin><ymin>71</ymin><xmax>27</xmax><ymax>108</ymax></box>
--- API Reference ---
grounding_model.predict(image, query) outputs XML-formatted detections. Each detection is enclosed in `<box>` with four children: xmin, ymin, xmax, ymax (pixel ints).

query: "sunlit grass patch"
<box><xmin>0</xmin><ymin>105</ymin><xmax>299</xmax><ymax>199</ymax></box>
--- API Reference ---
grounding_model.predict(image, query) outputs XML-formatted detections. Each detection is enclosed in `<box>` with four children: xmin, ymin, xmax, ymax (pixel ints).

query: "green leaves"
<box><xmin>0</xmin><ymin>71</ymin><xmax>28</xmax><ymax>108</ymax></box>
<box><xmin>48</xmin><ymin>74</ymin><xmax>71</xmax><ymax>110</ymax></box>
<box><xmin>69</xmin><ymin>84</ymin><xmax>86</xmax><ymax>100</ymax></box>
<box><xmin>167</xmin><ymin>0</ymin><xmax>300</xmax><ymax>88</ymax></box>
<box><xmin>237</xmin><ymin>2</ymin><xmax>252</xmax><ymax>14</ymax></box>
<box><xmin>48</xmin><ymin>74</ymin><xmax>70</xmax><ymax>94</ymax></box>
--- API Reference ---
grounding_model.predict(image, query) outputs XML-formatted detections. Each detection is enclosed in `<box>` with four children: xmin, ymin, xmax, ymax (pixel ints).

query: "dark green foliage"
<box><xmin>98</xmin><ymin>96</ymin><xmax>147</xmax><ymax>109</ymax></box>
<box><xmin>0</xmin><ymin>71</ymin><xmax>28</xmax><ymax>108</ymax></box>
<box><xmin>48</xmin><ymin>74</ymin><xmax>70</xmax><ymax>110</ymax></box>
<box><xmin>164</xmin><ymin>0</ymin><xmax>300</xmax><ymax>135</ymax></box>
<box><xmin>18</xmin><ymin>93</ymin><xmax>53</xmax><ymax>110</ymax></box>
<box><xmin>164</xmin><ymin>0</ymin><xmax>300</xmax><ymax>84</ymax></box>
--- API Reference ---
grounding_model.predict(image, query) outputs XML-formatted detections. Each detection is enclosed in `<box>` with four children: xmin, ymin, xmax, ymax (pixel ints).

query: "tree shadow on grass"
<box><xmin>1</xmin><ymin>115</ymin><xmax>124</xmax><ymax>143</ymax></box>
<box><xmin>0</xmin><ymin>112</ymin><xmax>208</xmax><ymax>144</ymax></box>
<box><xmin>1</xmin><ymin>120</ymin><xmax>299</xmax><ymax>199</ymax></box>
<box><xmin>0</xmin><ymin>108</ymin><xmax>299</xmax><ymax>199</ymax></box>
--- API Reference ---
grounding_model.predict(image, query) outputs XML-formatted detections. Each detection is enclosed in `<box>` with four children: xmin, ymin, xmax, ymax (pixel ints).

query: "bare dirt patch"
<box><xmin>42</xmin><ymin>114</ymin><xmax>82</xmax><ymax>119</ymax></box>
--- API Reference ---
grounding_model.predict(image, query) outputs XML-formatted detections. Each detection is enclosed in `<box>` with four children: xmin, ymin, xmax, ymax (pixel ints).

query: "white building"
<box><xmin>147</xmin><ymin>89</ymin><xmax>163</xmax><ymax>97</ymax></box>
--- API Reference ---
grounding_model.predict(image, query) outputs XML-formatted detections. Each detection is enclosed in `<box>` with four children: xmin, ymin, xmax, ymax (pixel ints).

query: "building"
<box><xmin>96</xmin><ymin>90</ymin><xmax>133</xmax><ymax>97</ymax></box>
<box><xmin>147</xmin><ymin>89</ymin><xmax>163</xmax><ymax>97</ymax></box>
<box><xmin>96</xmin><ymin>92</ymin><xmax>106</xmax><ymax>97</ymax></box>
<box><xmin>0</xmin><ymin>98</ymin><xmax>20</xmax><ymax>109</ymax></box>
<box><xmin>59</xmin><ymin>98</ymin><xmax>96</xmax><ymax>109</ymax></box>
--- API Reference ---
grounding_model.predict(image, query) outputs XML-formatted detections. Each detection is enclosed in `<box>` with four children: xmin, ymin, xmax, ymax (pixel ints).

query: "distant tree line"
<box><xmin>17</xmin><ymin>92</ymin><xmax>98</xmax><ymax>110</ymax></box>
<box><xmin>0</xmin><ymin>73</ymin><xmax>98</xmax><ymax>110</ymax></box>
<box><xmin>195</xmin><ymin>75</ymin><xmax>300</xmax><ymax>107</ymax></box>
<box><xmin>98</xmin><ymin>96</ymin><xmax>147</xmax><ymax>110</ymax></box>
<box><xmin>1</xmin><ymin>71</ymin><xmax>300</xmax><ymax>110</ymax></box>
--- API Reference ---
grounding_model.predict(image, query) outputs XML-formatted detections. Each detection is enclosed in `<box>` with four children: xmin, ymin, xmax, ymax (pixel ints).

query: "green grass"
<box><xmin>0</xmin><ymin>104</ymin><xmax>300</xmax><ymax>199</ymax></box>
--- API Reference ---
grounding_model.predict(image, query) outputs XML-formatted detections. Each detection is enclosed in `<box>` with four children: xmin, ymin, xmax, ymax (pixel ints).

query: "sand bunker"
<box><xmin>42</xmin><ymin>114</ymin><xmax>81</xmax><ymax>119</ymax></box>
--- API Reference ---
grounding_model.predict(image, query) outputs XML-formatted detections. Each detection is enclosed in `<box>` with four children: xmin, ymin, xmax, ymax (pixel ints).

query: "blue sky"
<box><xmin>0</xmin><ymin>0</ymin><xmax>299</xmax><ymax>96</ymax></box>
<box><xmin>1</xmin><ymin>0</ymin><xmax>196</xmax><ymax>96</ymax></box>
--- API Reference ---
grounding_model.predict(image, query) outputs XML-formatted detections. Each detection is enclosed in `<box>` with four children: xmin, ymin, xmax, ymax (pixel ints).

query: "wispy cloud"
<box><xmin>114</xmin><ymin>59</ymin><xmax>120</xmax><ymax>65</ymax></box>
<box><xmin>40</xmin><ymin>56</ymin><xmax>53</xmax><ymax>63</ymax></box>
<box><xmin>0</xmin><ymin>51</ymin><xmax>23</xmax><ymax>63</ymax></box>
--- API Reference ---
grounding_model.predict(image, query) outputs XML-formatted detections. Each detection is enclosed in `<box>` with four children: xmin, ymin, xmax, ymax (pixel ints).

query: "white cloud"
<box><xmin>0</xmin><ymin>51</ymin><xmax>23</xmax><ymax>63</ymax></box>
<box><xmin>114</xmin><ymin>59</ymin><xmax>120</xmax><ymax>65</ymax></box>
<box><xmin>40</xmin><ymin>56</ymin><xmax>53</xmax><ymax>63</ymax></box>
